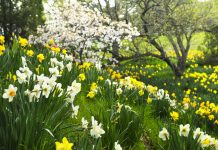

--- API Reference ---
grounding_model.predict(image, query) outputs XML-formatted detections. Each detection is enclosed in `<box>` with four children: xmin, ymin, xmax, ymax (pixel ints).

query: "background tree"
<box><xmin>90</xmin><ymin>0</ymin><xmax>213</xmax><ymax>77</ymax></box>
<box><xmin>0</xmin><ymin>0</ymin><xmax>44</xmax><ymax>41</ymax></box>
<box><xmin>202</xmin><ymin>0</ymin><xmax>218</xmax><ymax>64</ymax></box>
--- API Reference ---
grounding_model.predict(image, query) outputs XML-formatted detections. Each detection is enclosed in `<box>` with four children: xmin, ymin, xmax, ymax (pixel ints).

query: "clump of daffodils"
<box><xmin>159</xmin><ymin>125</ymin><xmax>218</xmax><ymax>149</ymax></box>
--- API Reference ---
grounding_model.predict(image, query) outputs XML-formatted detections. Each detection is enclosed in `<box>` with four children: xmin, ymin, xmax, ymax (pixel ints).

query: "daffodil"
<box><xmin>170</xmin><ymin>111</ymin><xmax>179</xmax><ymax>121</ymax></box>
<box><xmin>71</xmin><ymin>105</ymin><xmax>79</xmax><ymax>118</ymax></box>
<box><xmin>0</xmin><ymin>45</ymin><xmax>5</xmax><ymax>56</ymax></box>
<box><xmin>81</xmin><ymin>117</ymin><xmax>88</xmax><ymax>129</ymax></box>
<box><xmin>179</xmin><ymin>124</ymin><xmax>190</xmax><ymax>137</ymax></box>
<box><xmin>114</xmin><ymin>141</ymin><xmax>122</xmax><ymax>150</ymax></box>
<box><xmin>37</xmin><ymin>54</ymin><xmax>45</xmax><ymax>63</ymax></box>
<box><xmin>55</xmin><ymin>137</ymin><xmax>73</xmax><ymax>150</ymax></box>
<box><xmin>116</xmin><ymin>88</ymin><xmax>123</xmax><ymax>96</ymax></box>
<box><xmin>19</xmin><ymin>37</ymin><xmax>28</xmax><ymax>47</ymax></box>
<box><xmin>62</xmin><ymin>49</ymin><xmax>67</xmax><ymax>55</ymax></box>
<box><xmin>138</xmin><ymin>90</ymin><xmax>144</xmax><ymax>96</ymax></box>
<box><xmin>3</xmin><ymin>84</ymin><xmax>17</xmax><ymax>102</ymax></box>
<box><xmin>0</xmin><ymin>35</ymin><xmax>5</xmax><ymax>44</ymax></box>
<box><xmin>79</xmin><ymin>73</ymin><xmax>86</xmax><ymax>81</ymax></box>
<box><xmin>26</xmin><ymin>50</ymin><xmax>34</xmax><ymax>57</ymax></box>
<box><xmin>87</xmin><ymin>91</ymin><xmax>95</xmax><ymax>98</ymax></box>
<box><xmin>147</xmin><ymin>97</ymin><xmax>152</xmax><ymax>104</ymax></box>
<box><xmin>98</xmin><ymin>76</ymin><xmax>104</xmax><ymax>81</ymax></box>
<box><xmin>159</xmin><ymin>127</ymin><xmax>169</xmax><ymax>141</ymax></box>
<box><xmin>90</xmin><ymin>116</ymin><xmax>105</xmax><ymax>138</ymax></box>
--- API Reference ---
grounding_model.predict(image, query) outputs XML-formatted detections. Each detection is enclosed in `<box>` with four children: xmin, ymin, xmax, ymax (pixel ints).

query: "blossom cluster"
<box><xmin>29</xmin><ymin>0</ymin><xmax>139</xmax><ymax>63</ymax></box>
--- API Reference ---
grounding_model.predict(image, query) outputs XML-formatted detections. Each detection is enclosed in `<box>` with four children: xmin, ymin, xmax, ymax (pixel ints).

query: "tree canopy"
<box><xmin>0</xmin><ymin>0</ymin><xmax>44</xmax><ymax>41</ymax></box>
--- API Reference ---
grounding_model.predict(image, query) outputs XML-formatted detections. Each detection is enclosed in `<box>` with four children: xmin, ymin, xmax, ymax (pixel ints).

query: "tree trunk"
<box><xmin>112</xmin><ymin>41</ymin><xmax>119</xmax><ymax>59</ymax></box>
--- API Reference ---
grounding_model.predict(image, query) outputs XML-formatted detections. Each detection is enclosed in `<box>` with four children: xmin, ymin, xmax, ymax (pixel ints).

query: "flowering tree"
<box><xmin>30</xmin><ymin>0</ymin><xmax>139</xmax><ymax>64</ymax></box>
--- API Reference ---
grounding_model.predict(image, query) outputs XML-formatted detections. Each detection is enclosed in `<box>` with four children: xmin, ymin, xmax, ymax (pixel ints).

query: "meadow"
<box><xmin>0</xmin><ymin>0</ymin><xmax>218</xmax><ymax>150</ymax></box>
<box><xmin>0</xmin><ymin>34</ymin><xmax>217</xmax><ymax>150</ymax></box>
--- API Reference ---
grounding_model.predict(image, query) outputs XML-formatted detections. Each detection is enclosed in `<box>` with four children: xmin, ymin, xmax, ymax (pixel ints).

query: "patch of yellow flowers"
<box><xmin>195</xmin><ymin>101</ymin><xmax>218</xmax><ymax>125</ymax></box>
<box><xmin>0</xmin><ymin>35</ymin><xmax>5</xmax><ymax>56</ymax></box>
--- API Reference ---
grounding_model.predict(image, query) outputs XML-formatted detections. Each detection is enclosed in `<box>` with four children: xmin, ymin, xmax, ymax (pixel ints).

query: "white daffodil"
<box><xmin>67</xmin><ymin>80</ymin><xmax>81</xmax><ymax>99</ymax></box>
<box><xmin>47</xmin><ymin>76</ymin><xmax>57</xmax><ymax>89</ymax></box>
<box><xmin>42</xmin><ymin>83</ymin><xmax>51</xmax><ymax>98</ymax></box>
<box><xmin>95</xmin><ymin>61</ymin><xmax>102</xmax><ymax>71</ymax></box>
<box><xmin>32</xmin><ymin>84</ymin><xmax>41</xmax><ymax>99</ymax></box>
<box><xmin>24</xmin><ymin>89</ymin><xmax>35</xmax><ymax>102</ymax></box>
<box><xmin>156</xmin><ymin>89</ymin><xmax>164</xmax><ymax>100</ymax></box>
<box><xmin>3</xmin><ymin>84</ymin><xmax>17</xmax><ymax>102</ymax></box>
<box><xmin>169</xmin><ymin>99</ymin><xmax>177</xmax><ymax>108</ymax></box>
<box><xmin>117</xmin><ymin>102</ymin><xmax>123</xmax><ymax>113</ymax></box>
<box><xmin>215</xmin><ymin>140</ymin><xmax>218</xmax><ymax>150</ymax></box>
<box><xmin>66</xmin><ymin>62</ymin><xmax>72</xmax><ymax>72</ymax></box>
<box><xmin>21</xmin><ymin>56</ymin><xmax>27</xmax><ymax>67</ymax></box>
<box><xmin>16</xmin><ymin>70</ymin><xmax>27</xmax><ymax>84</ymax></box>
<box><xmin>81</xmin><ymin>117</ymin><xmax>88</xmax><ymax>129</ymax></box>
<box><xmin>37</xmin><ymin>74</ymin><xmax>46</xmax><ymax>85</ymax></box>
<box><xmin>193</xmin><ymin>128</ymin><xmax>204</xmax><ymax>140</ymax></box>
<box><xmin>56</xmin><ymin>83</ymin><xmax>63</xmax><ymax>97</ymax></box>
<box><xmin>179</xmin><ymin>124</ymin><xmax>190</xmax><ymax>137</ymax></box>
<box><xmin>49</xmin><ymin>66</ymin><xmax>60</xmax><ymax>77</ymax></box>
<box><xmin>200</xmin><ymin>134</ymin><xmax>213</xmax><ymax>148</ymax></box>
<box><xmin>116</xmin><ymin>88</ymin><xmax>123</xmax><ymax>96</ymax></box>
<box><xmin>19</xmin><ymin>66</ymin><xmax>32</xmax><ymax>80</ymax></box>
<box><xmin>159</xmin><ymin>127</ymin><xmax>169</xmax><ymax>141</ymax></box>
<box><xmin>165</xmin><ymin>93</ymin><xmax>170</xmax><ymax>100</ymax></box>
<box><xmin>50</xmin><ymin>58</ymin><xmax>58</xmax><ymax>67</ymax></box>
<box><xmin>90</xmin><ymin>116</ymin><xmax>105</xmax><ymax>138</ymax></box>
<box><xmin>183</xmin><ymin>103</ymin><xmax>189</xmax><ymax>110</ymax></box>
<box><xmin>65</xmin><ymin>54</ymin><xmax>74</xmax><ymax>61</ymax></box>
<box><xmin>57</xmin><ymin>61</ymin><xmax>64</xmax><ymax>70</ymax></box>
<box><xmin>105</xmin><ymin>79</ymin><xmax>111</xmax><ymax>85</ymax></box>
<box><xmin>114</xmin><ymin>141</ymin><xmax>122</xmax><ymax>150</ymax></box>
<box><xmin>72</xmin><ymin>105</ymin><xmax>79</xmax><ymax>118</ymax></box>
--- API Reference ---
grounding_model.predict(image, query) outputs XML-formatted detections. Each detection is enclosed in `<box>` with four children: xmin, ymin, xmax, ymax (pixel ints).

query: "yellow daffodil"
<box><xmin>26</xmin><ymin>50</ymin><xmax>34</xmax><ymax>57</ymax></box>
<box><xmin>55</xmin><ymin>137</ymin><xmax>73</xmax><ymax>150</ymax></box>
<box><xmin>170</xmin><ymin>111</ymin><xmax>179</xmax><ymax>121</ymax></box>
<box><xmin>79</xmin><ymin>73</ymin><xmax>86</xmax><ymax>81</ymax></box>
<box><xmin>87</xmin><ymin>91</ymin><xmax>95</xmax><ymax>98</ymax></box>
<box><xmin>0</xmin><ymin>45</ymin><xmax>6</xmax><ymax>56</ymax></box>
<box><xmin>0</xmin><ymin>35</ymin><xmax>5</xmax><ymax>44</ymax></box>
<box><xmin>62</xmin><ymin>49</ymin><xmax>67</xmax><ymax>55</ymax></box>
<box><xmin>37</xmin><ymin>54</ymin><xmax>45</xmax><ymax>63</ymax></box>
<box><xmin>19</xmin><ymin>37</ymin><xmax>28</xmax><ymax>47</ymax></box>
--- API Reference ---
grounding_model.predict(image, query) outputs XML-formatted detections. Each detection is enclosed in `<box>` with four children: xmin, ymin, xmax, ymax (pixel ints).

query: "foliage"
<box><xmin>204</xmin><ymin>26</ymin><xmax>218</xmax><ymax>64</ymax></box>
<box><xmin>0</xmin><ymin>0</ymin><xmax>44</xmax><ymax>42</ymax></box>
